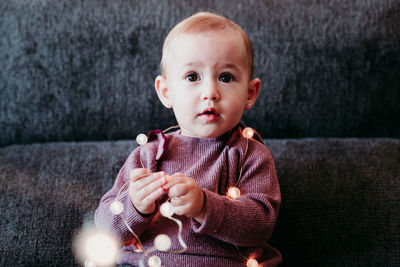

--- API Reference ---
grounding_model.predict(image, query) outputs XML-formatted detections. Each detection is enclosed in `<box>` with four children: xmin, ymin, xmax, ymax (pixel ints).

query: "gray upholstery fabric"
<box><xmin>1</xmin><ymin>0</ymin><xmax>399</xmax><ymax>266</ymax></box>
<box><xmin>268</xmin><ymin>139</ymin><xmax>400</xmax><ymax>266</ymax></box>
<box><xmin>1</xmin><ymin>0</ymin><xmax>400</xmax><ymax>146</ymax></box>
<box><xmin>0</xmin><ymin>139</ymin><xmax>399</xmax><ymax>266</ymax></box>
<box><xmin>0</xmin><ymin>141</ymin><xmax>131</xmax><ymax>266</ymax></box>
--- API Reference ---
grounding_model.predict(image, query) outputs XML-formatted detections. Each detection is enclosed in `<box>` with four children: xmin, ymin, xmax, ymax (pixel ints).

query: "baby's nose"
<box><xmin>201</xmin><ymin>81</ymin><xmax>220</xmax><ymax>101</ymax></box>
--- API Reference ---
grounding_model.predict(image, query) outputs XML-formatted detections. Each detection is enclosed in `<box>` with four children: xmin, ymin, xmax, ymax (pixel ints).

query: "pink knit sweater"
<box><xmin>95</xmin><ymin>124</ymin><xmax>281</xmax><ymax>266</ymax></box>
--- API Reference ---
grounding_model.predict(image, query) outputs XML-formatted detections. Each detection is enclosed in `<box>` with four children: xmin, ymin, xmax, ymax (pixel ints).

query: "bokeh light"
<box><xmin>148</xmin><ymin>255</ymin><xmax>162</xmax><ymax>267</ymax></box>
<box><xmin>73</xmin><ymin>225</ymin><xmax>120</xmax><ymax>267</ymax></box>
<box><xmin>154</xmin><ymin>234</ymin><xmax>172</xmax><ymax>252</ymax></box>
<box><xmin>227</xmin><ymin>187</ymin><xmax>241</xmax><ymax>199</ymax></box>
<box><xmin>242</xmin><ymin>127</ymin><xmax>254</xmax><ymax>139</ymax></box>
<box><xmin>136</xmin><ymin>133</ymin><xmax>148</xmax><ymax>145</ymax></box>
<box><xmin>246</xmin><ymin>258</ymin><xmax>259</xmax><ymax>267</ymax></box>
<box><xmin>110</xmin><ymin>200</ymin><xmax>124</xmax><ymax>215</ymax></box>
<box><xmin>160</xmin><ymin>201</ymin><xmax>174</xmax><ymax>217</ymax></box>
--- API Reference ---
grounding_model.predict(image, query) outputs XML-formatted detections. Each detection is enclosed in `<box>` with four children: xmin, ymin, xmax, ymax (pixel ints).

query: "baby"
<box><xmin>95</xmin><ymin>11</ymin><xmax>281</xmax><ymax>267</ymax></box>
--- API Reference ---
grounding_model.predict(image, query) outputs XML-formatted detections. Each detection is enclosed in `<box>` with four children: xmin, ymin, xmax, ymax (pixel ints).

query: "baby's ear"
<box><xmin>154</xmin><ymin>75</ymin><xmax>172</xmax><ymax>108</ymax></box>
<box><xmin>245</xmin><ymin>78</ymin><xmax>261</xmax><ymax>110</ymax></box>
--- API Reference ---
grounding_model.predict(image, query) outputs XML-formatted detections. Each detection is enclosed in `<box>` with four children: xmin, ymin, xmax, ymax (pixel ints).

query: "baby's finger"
<box><xmin>167</xmin><ymin>183</ymin><xmax>190</xmax><ymax>198</ymax></box>
<box><xmin>132</xmin><ymin>172</ymin><xmax>167</xmax><ymax>192</ymax></box>
<box><xmin>170</xmin><ymin>195</ymin><xmax>185</xmax><ymax>206</ymax></box>
<box><xmin>129</xmin><ymin>168</ymin><xmax>150</xmax><ymax>181</ymax></box>
<box><xmin>172</xmin><ymin>172</ymin><xmax>185</xmax><ymax>177</ymax></box>
<box><xmin>138</xmin><ymin>175</ymin><xmax>167</xmax><ymax>198</ymax></box>
<box><xmin>171</xmin><ymin>203</ymin><xmax>190</xmax><ymax>217</ymax></box>
<box><xmin>163</xmin><ymin>175</ymin><xmax>187</xmax><ymax>190</ymax></box>
<box><xmin>141</xmin><ymin>187</ymin><xmax>165</xmax><ymax>207</ymax></box>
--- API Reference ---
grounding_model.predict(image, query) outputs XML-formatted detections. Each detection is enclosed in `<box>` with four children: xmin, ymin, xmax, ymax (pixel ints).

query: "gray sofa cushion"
<box><xmin>268</xmin><ymin>139</ymin><xmax>400</xmax><ymax>266</ymax></box>
<box><xmin>1</xmin><ymin>139</ymin><xmax>399</xmax><ymax>266</ymax></box>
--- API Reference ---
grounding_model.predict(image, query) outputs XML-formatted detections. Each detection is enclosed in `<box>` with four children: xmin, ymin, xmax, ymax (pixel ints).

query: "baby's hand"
<box><xmin>128</xmin><ymin>168</ymin><xmax>167</xmax><ymax>215</ymax></box>
<box><xmin>163</xmin><ymin>173</ymin><xmax>205</xmax><ymax>223</ymax></box>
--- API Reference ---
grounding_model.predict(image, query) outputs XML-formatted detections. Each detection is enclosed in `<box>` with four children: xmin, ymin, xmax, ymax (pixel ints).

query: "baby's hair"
<box><xmin>160</xmin><ymin>11</ymin><xmax>254</xmax><ymax>78</ymax></box>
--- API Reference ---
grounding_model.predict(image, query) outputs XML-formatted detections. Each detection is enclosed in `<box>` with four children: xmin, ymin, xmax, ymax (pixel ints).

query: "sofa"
<box><xmin>0</xmin><ymin>0</ymin><xmax>399</xmax><ymax>266</ymax></box>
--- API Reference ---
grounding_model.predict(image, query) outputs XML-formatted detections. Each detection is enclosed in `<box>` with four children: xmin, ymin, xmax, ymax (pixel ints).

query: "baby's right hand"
<box><xmin>128</xmin><ymin>168</ymin><xmax>167</xmax><ymax>215</ymax></box>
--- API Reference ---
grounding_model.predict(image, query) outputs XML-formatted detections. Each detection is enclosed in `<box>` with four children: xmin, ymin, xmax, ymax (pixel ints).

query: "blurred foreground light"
<box><xmin>84</xmin><ymin>259</ymin><xmax>96</xmax><ymax>267</ymax></box>
<box><xmin>246</xmin><ymin>258</ymin><xmax>259</xmax><ymax>267</ymax></box>
<box><xmin>73</xmin><ymin>225</ymin><xmax>120</xmax><ymax>267</ymax></box>
<box><xmin>148</xmin><ymin>255</ymin><xmax>162</xmax><ymax>267</ymax></box>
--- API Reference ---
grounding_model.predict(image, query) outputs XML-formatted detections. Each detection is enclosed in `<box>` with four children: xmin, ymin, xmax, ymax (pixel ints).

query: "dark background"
<box><xmin>1</xmin><ymin>0</ymin><xmax>399</xmax><ymax>147</ymax></box>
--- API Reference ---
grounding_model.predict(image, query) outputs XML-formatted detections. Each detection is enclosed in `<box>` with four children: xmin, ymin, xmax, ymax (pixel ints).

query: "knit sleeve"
<box><xmin>191</xmin><ymin>141</ymin><xmax>281</xmax><ymax>247</ymax></box>
<box><xmin>94</xmin><ymin>148</ymin><xmax>155</xmax><ymax>243</ymax></box>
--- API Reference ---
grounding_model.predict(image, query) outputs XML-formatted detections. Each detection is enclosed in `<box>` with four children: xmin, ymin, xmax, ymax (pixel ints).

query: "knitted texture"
<box><xmin>95</xmin><ymin>126</ymin><xmax>281</xmax><ymax>266</ymax></box>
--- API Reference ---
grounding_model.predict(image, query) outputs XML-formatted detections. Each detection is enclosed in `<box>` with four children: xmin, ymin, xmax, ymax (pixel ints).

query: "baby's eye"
<box><xmin>186</xmin><ymin>73</ymin><xmax>200</xmax><ymax>82</ymax></box>
<box><xmin>219</xmin><ymin>73</ymin><xmax>234</xmax><ymax>83</ymax></box>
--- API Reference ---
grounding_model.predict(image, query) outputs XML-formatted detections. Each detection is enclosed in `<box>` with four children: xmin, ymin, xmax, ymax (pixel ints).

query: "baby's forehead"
<box><xmin>165</xmin><ymin>29</ymin><xmax>246</xmax><ymax>57</ymax></box>
<box><xmin>168</xmin><ymin>31</ymin><xmax>246</xmax><ymax>61</ymax></box>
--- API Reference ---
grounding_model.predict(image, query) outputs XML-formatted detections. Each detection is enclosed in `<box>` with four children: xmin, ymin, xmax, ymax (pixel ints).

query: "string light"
<box><xmin>84</xmin><ymin>259</ymin><xmax>96</xmax><ymax>267</ymax></box>
<box><xmin>227</xmin><ymin>126</ymin><xmax>254</xmax><ymax>200</ymax></box>
<box><xmin>110</xmin><ymin>200</ymin><xmax>124</xmax><ymax>215</ymax></box>
<box><xmin>136</xmin><ymin>133</ymin><xmax>148</xmax><ymax>145</ymax></box>
<box><xmin>75</xmin><ymin>125</ymin><xmax>260</xmax><ymax>266</ymax></box>
<box><xmin>154</xmin><ymin>234</ymin><xmax>172</xmax><ymax>251</ymax></box>
<box><xmin>246</xmin><ymin>258</ymin><xmax>259</xmax><ymax>267</ymax></box>
<box><xmin>227</xmin><ymin>187</ymin><xmax>241</xmax><ymax>199</ymax></box>
<box><xmin>242</xmin><ymin>127</ymin><xmax>254</xmax><ymax>139</ymax></box>
<box><xmin>73</xmin><ymin>226</ymin><xmax>120</xmax><ymax>267</ymax></box>
<box><xmin>159</xmin><ymin>201</ymin><xmax>175</xmax><ymax>218</ymax></box>
<box><xmin>147</xmin><ymin>255</ymin><xmax>162</xmax><ymax>267</ymax></box>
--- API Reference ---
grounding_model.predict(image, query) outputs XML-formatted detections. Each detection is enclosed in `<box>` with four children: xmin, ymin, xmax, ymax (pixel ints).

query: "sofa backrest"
<box><xmin>1</xmin><ymin>0</ymin><xmax>399</xmax><ymax>146</ymax></box>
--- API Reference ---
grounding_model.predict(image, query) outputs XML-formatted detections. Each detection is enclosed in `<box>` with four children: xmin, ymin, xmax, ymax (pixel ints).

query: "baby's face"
<box><xmin>159</xmin><ymin>30</ymin><xmax>258</xmax><ymax>138</ymax></box>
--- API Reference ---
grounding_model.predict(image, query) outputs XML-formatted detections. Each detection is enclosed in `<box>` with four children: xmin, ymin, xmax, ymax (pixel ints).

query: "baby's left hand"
<box><xmin>163</xmin><ymin>173</ymin><xmax>205</xmax><ymax>223</ymax></box>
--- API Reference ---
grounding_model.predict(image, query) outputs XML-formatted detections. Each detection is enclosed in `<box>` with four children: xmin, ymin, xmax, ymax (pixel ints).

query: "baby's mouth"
<box><xmin>199</xmin><ymin>108</ymin><xmax>219</xmax><ymax>122</ymax></box>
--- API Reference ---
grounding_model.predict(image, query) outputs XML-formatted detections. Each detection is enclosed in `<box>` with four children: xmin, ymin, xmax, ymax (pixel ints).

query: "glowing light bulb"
<box><xmin>110</xmin><ymin>200</ymin><xmax>124</xmax><ymax>215</ymax></box>
<box><xmin>73</xmin><ymin>227</ymin><xmax>120</xmax><ymax>267</ymax></box>
<box><xmin>242</xmin><ymin>127</ymin><xmax>254</xmax><ymax>139</ymax></box>
<box><xmin>148</xmin><ymin>255</ymin><xmax>162</xmax><ymax>267</ymax></box>
<box><xmin>84</xmin><ymin>259</ymin><xmax>96</xmax><ymax>267</ymax></box>
<box><xmin>154</xmin><ymin>234</ymin><xmax>172</xmax><ymax>251</ymax></box>
<box><xmin>136</xmin><ymin>133</ymin><xmax>148</xmax><ymax>145</ymax></box>
<box><xmin>246</xmin><ymin>258</ymin><xmax>259</xmax><ymax>267</ymax></box>
<box><xmin>160</xmin><ymin>201</ymin><xmax>174</xmax><ymax>217</ymax></box>
<box><xmin>227</xmin><ymin>187</ymin><xmax>241</xmax><ymax>199</ymax></box>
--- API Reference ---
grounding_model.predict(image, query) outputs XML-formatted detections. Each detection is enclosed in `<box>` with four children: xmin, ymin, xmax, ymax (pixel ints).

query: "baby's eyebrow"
<box><xmin>181</xmin><ymin>62</ymin><xmax>241</xmax><ymax>71</ymax></box>
<box><xmin>181</xmin><ymin>62</ymin><xmax>202</xmax><ymax>68</ymax></box>
<box><xmin>219</xmin><ymin>63</ymin><xmax>240</xmax><ymax>72</ymax></box>
<box><xmin>178</xmin><ymin>62</ymin><xmax>202</xmax><ymax>71</ymax></box>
